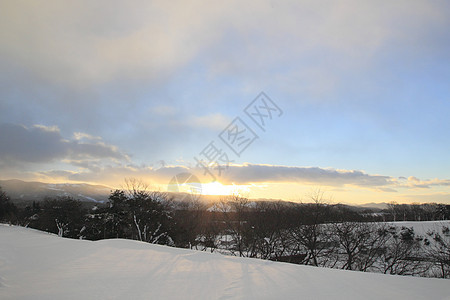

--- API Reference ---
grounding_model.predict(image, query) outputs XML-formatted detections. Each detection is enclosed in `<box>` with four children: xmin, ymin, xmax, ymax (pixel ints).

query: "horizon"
<box><xmin>1</xmin><ymin>178</ymin><xmax>449</xmax><ymax>207</ymax></box>
<box><xmin>0</xmin><ymin>1</ymin><xmax>449</xmax><ymax>205</ymax></box>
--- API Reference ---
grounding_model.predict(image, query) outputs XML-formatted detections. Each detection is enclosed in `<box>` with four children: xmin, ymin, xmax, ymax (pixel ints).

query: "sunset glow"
<box><xmin>0</xmin><ymin>1</ymin><xmax>449</xmax><ymax>204</ymax></box>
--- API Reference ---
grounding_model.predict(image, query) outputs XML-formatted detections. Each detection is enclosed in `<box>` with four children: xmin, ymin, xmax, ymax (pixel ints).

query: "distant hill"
<box><xmin>0</xmin><ymin>179</ymin><xmax>112</xmax><ymax>203</ymax></box>
<box><xmin>356</xmin><ymin>202</ymin><xmax>389</xmax><ymax>210</ymax></box>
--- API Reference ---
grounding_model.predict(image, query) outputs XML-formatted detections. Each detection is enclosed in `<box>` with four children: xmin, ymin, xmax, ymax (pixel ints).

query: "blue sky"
<box><xmin>0</xmin><ymin>1</ymin><xmax>449</xmax><ymax>203</ymax></box>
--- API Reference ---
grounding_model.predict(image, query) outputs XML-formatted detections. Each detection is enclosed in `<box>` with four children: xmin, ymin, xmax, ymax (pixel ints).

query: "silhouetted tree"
<box><xmin>0</xmin><ymin>186</ymin><xmax>17</xmax><ymax>223</ymax></box>
<box><xmin>289</xmin><ymin>190</ymin><xmax>333</xmax><ymax>266</ymax></box>
<box><xmin>37</xmin><ymin>197</ymin><xmax>86</xmax><ymax>238</ymax></box>
<box><xmin>106</xmin><ymin>189</ymin><xmax>130</xmax><ymax>238</ymax></box>
<box><xmin>219</xmin><ymin>193</ymin><xmax>251</xmax><ymax>256</ymax></box>
<box><xmin>171</xmin><ymin>198</ymin><xmax>207</xmax><ymax>248</ymax></box>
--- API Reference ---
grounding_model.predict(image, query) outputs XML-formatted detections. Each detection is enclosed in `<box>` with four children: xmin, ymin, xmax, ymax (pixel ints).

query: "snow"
<box><xmin>77</xmin><ymin>193</ymin><xmax>101</xmax><ymax>203</ymax></box>
<box><xmin>1</xmin><ymin>225</ymin><xmax>449</xmax><ymax>300</ymax></box>
<box><xmin>387</xmin><ymin>221</ymin><xmax>450</xmax><ymax>236</ymax></box>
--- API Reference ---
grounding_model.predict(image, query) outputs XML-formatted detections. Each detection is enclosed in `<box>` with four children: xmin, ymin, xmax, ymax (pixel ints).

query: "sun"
<box><xmin>201</xmin><ymin>182</ymin><xmax>251</xmax><ymax>196</ymax></box>
<box><xmin>201</xmin><ymin>182</ymin><xmax>232</xmax><ymax>196</ymax></box>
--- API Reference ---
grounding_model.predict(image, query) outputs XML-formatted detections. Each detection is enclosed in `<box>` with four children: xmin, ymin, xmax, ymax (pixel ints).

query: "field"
<box><xmin>1</xmin><ymin>224</ymin><xmax>449</xmax><ymax>300</ymax></box>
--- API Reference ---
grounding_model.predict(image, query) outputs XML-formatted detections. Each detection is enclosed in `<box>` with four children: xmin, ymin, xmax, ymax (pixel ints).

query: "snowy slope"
<box><xmin>0</xmin><ymin>225</ymin><xmax>449</xmax><ymax>300</ymax></box>
<box><xmin>387</xmin><ymin>221</ymin><xmax>449</xmax><ymax>237</ymax></box>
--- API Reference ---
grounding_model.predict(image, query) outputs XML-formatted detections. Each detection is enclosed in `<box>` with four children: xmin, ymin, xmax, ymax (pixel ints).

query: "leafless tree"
<box><xmin>387</xmin><ymin>202</ymin><xmax>398</xmax><ymax>222</ymax></box>
<box><xmin>332</xmin><ymin>222</ymin><xmax>374</xmax><ymax>270</ymax></box>
<box><xmin>379</xmin><ymin>226</ymin><xmax>426</xmax><ymax>276</ymax></box>
<box><xmin>289</xmin><ymin>190</ymin><xmax>334</xmax><ymax>266</ymax></box>
<box><xmin>424</xmin><ymin>225</ymin><xmax>450</xmax><ymax>278</ymax></box>
<box><xmin>247</xmin><ymin>201</ymin><xmax>290</xmax><ymax>259</ymax></box>
<box><xmin>219</xmin><ymin>193</ymin><xmax>251</xmax><ymax>257</ymax></box>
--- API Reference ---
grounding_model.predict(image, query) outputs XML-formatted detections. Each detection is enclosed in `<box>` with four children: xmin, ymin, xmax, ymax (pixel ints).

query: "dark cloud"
<box><xmin>0</xmin><ymin>124</ymin><xmax>66</xmax><ymax>163</ymax></box>
<box><xmin>33</xmin><ymin>163</ymin><xmax>395</xmax><ymax>190</ymax></box>
<box><xmin>64</xmin><ymin>165</ymin><xmax>190</xmax><ymax>185</ymax></box>
<box><xmin>219</xmin><ymin>164</ymin><xmax>394</xmax><ymax>187</ymax></box>
<box><xmin>0</xmin><ymin>123</ymin><xmax>128</xmax><ymax>164</ymax></box>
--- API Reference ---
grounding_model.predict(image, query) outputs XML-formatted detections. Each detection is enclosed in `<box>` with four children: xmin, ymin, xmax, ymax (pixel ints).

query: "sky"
<box><xmin>0</xmin><ymin>0</ymin><xmax>449</xmax><ymax>204</ymax></box>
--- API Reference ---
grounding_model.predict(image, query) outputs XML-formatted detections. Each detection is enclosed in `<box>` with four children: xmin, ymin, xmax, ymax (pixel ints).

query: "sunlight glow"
<box><xmin>201</xmin><ymin>182</ymin><xmax>251</xmax><ymax>196</ymax></box>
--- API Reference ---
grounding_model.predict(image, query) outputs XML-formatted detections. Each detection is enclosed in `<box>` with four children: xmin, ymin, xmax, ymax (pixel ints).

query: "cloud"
<box><xmin>0</xmin><ymin>0</ymin><xmax>448</xmax><ymax>163</ymax></box>
<box><xmin>0</xmin><ymin>123</ymin><xmax>67</xmax><ymax>164</ymax></box>
<box><xmin>187</xmin><ymin>113</ymin><xmax>231</xmax><ymax>131</ymax></box>
<box><xmin>58</xmin><ymin>165</ymin><xmax>191</xmax><ymax>187</ymax></box>
<box><xmin>0</xmin><ymin>1</ymin><xmax>217</xmax><ymax>87</ymax></box>
<box><xmin>26</xmin><ymin>163</ymin><xmax>394</xmax><ymax>190</ymax></box>
<box><xmin>396</xmin><ymin>176</ymin><xmax>450</xmax><ymax>189</ymax></box>
<box><xmin>216</xmin><ymin>164</ymin><xmax>450</xmax><ymax>191</ymax></box>
<box><xmin>39</xmin><ymin>170</ymin><xmax>78</xmax><ymax>179</ymax></box>
<box><xmin>0</xmin><ymin>123</ymin><xmax>129</xmax><ymax>165</ymax></box>
<box><xmin>1</xmin><ymin>0</ymin><xmax>447</xmax><ymax>90</ymax></box>
<box><xmin>219</xmin><ymin>163</ymin><xmax>394</xmax><ymax>188</ymax></box>
<box><xmin>73</xmin><ymin>132</ymin><xmax>102</xmax><ymax>141</ymax></box>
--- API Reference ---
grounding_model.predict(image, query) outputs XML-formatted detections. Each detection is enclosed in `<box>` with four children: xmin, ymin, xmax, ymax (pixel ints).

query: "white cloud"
<box><xmin>73</xmin><ymin>132</ymin><xmax>102</xmax><ymax>141</ymax></box>
<box><xmin>396</xmin><ymin>176</ymin><xmax>450</xmax><ymax>189</ymax></box>
<box><xmin>188</xmin><ymin>113</ymin><xmax>231</xmax><ymax>131</ymax></box>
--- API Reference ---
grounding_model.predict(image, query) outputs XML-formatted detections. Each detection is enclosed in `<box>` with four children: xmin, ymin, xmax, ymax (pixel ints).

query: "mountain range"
<box><xmin>0</xmin><ymin>179</ymin><xmax>112</xmax><ymax>203</ymax></box>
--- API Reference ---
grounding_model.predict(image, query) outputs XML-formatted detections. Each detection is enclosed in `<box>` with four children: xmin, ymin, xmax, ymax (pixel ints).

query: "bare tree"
<box><xmin>387</xmin><ymin>202</ymin><xmax>398</xmax><ymax>222</ymax></box>
<box><xmin>219</xmin><ymin>193</ymin><xmax>251</xmax><ymax>257</ymax></box>
<box><xmin>123</xmin><ymin>177</ymin><xmax>151</xmax><ymax>198</ymax></box>
<box><xmin>247</xmin><ymin>201</ymin><xmax>291</xmax><ymax>259</ymax></box>
<box><xmin>424</xmin><ymin>225</ymin><xmax>450</xmax><ymax>278</ymax></box>
<box><xmin>379</xmin><ymin>226</ymin><xmax>426</xmax><ymax>276</ymax></box>
<box><xmin>410</xmin><ymin>203</ymin><xmax>423</xmax><ymax>221</ymax></box>
<box><xmin>353</xmin><ymin>223</ymin><xmax>393</xmax><ymax>272</ymax></box>
<box><xmin>289</xmin><ymin>190</ymin><xmax>333</xmax><ymax>266</ymax></box>
<box><xmin>332</xmin><ymin>222</ymin><xmax>373</xmax><ymax>270</ymax></box>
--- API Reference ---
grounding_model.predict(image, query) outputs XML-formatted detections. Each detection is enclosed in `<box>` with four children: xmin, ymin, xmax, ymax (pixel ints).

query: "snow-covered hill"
<box><xmin>0</xmin><ymin>179</ymin><xmax>112</xmax><ymax>203</ymax></box>
<box><xmin>387</xmin><ymin>221</ymin><xmax>449</xmax><ymax>237</ymax></box>
<box><xmin>0</xmin><ymin>225</ymin><xmax>449</xmax><ymax>300</ymax></box>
